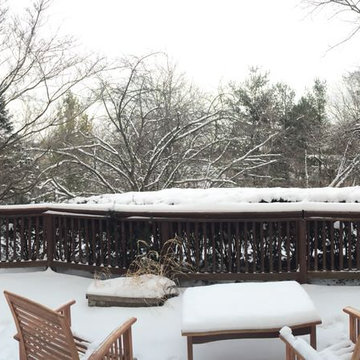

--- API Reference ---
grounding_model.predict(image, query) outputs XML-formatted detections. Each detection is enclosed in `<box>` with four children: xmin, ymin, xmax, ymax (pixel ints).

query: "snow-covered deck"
<box><xmin>0</xmin><ymin>269</ymin><xmax>358</xmax><ymax>360</ymax></box>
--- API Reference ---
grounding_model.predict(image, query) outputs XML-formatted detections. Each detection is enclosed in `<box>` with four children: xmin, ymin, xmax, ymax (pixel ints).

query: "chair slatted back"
<box><xmin>5</xmin><ymin>291</ymin><xmax>80</xmax><ymax>360</ymax></box>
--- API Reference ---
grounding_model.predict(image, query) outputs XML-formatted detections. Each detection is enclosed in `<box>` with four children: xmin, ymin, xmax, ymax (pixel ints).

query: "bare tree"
<box><xmin>36</xmin><ymin>56</ymin><xmax>282</xmax><ymax>200</ymax></box>
<box><xmin>0</xmin><ymin>0</ymin><xmax>105</xmax><ymax>203</ymax></box>
<box><xmin>327</xmin><ymin>71</ymin><xmax>360</xmax><ymax>186</ymax></box>
<box><xmin>307</xmin><ymin>0</ymin><xmax>360</xmax><ymax>46</ymax></box>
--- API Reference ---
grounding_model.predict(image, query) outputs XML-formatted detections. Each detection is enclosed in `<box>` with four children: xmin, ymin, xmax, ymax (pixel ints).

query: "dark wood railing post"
<box><xmin>297</xmin><ymin>219</ymin><xmax>307</xmax><ymax>284</ymax></box>
<box><xmin>44</xmin><ymin>213</ymin><xmax>54</xmax><ymax>269</ymax></box>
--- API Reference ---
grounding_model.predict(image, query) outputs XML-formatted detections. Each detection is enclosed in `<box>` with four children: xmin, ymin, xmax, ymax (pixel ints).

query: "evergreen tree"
<box><xmin>0</xmin><ymin>94</ymin><xmax>12</xmax><ymax>137</ymax></box>
<box><xmin>284</xmin><ymin>80</ymin><xmax>329</xmax><ymax>186</ymax></box>
<box><xmin>38</xmin><ymin>92</ymin><xmax>94</xmax><ymax>201</ymax></box>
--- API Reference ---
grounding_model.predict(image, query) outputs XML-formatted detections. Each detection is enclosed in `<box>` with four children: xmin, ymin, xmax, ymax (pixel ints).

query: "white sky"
<box><xmin>11</xmin><ymin>0</ymin><xmax>360</xmax><ymax>95</ymax></box>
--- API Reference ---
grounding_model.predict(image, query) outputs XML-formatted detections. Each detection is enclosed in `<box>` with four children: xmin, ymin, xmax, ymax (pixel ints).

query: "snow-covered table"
<box><xmin>181</xmin><ymin>281</ymin><xmax>322</xmax><ymax>360</ymax></box>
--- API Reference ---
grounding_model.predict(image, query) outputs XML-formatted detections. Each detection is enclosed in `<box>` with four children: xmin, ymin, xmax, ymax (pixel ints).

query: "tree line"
<box><xmin>1</xmin><ymin>0</ymin><xmax>360</xmax><ymax>204</ymax></box>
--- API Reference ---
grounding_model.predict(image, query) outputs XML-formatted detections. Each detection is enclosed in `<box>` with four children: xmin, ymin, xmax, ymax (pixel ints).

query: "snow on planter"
<box><xmin>86</xmin><ymin>274</ymin><xmax>179</xmax><ymax>307</ymax></box>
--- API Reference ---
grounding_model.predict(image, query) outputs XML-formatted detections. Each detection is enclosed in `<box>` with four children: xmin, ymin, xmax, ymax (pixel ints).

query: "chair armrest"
<box><xmin>88</xmin><ymin>317</ymin><xmax>137</xmax><ymax>360</ymax></box>
<box><xmin>279</xmin><ymin>327</ymin><xmax>309</xmax><ymax>360</ymax></box>
<box><xmin>54</xmin><ymin>300</ymin><xmax>76</xmax><ymax>327</ymax></box>
<box><xmin>343</xmin><ymin>306</ymin><xmax>360</xmax><ymax>343</ymax></box>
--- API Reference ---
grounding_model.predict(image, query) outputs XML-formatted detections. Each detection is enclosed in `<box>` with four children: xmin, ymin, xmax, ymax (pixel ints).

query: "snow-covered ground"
<box><xmin>0</xmin><ymin>269</ymin><xmax>358</xmax><ymax>360</ymax></box>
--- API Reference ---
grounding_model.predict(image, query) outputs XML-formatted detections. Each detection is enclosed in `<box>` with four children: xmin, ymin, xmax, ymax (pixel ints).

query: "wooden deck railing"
<box><xmin>1</xmin><ymin>206</ymin><xmax>360</xmax><ymax>282</ymax></box>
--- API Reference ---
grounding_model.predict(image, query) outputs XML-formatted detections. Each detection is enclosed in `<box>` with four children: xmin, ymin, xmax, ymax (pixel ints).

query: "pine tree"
<box><xmin>39</xmin><ymin>92</ymin><xmax>94</xmax><ymax>201</ymax></box>
<box><xmin>0</xmin><ymin>94</ymin><xmax>12</xmax><ymax>137</ymax></box>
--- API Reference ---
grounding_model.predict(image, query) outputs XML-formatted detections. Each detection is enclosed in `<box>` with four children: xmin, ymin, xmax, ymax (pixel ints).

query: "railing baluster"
<box><xmin>278</xmin><ymin>222</ymin><xmax>282</xmax><ymax>273</ymax></box>
<box><xmin>203</xmin><ymin>222</ymin><xmax>207</xmax><ymax>271</ymax></box>
<box><xmin>219</xmin><ymin>223</ymin><xmax>224</xmax><ymax>272</ymax></box>
<box><xmin>228</xmin><ymin>222</ymin><xmax>232</xmax><ymax>273</ymax></box>
<box><xmin>244</xmin><ymin>222</ymin><xmax>248</xmax><ymax>273</ymax></box>
<box><xmin>330</xmin><ymin>221</ymin><xmax>335</xmax><ymax>271</ymax></box>
<box><xmin>106</xmin><ymin>218</ymin><xmax>111</xmax><ymax>267</ymax></box>
<box><xmin>6</xmin><ymin>217</ymin><xmax>9</xmax><ymax>261</ymax></box>
<box><xmin>286</xmin><ymin>222</ymin><xmax>290</xmax><ymax>272</ymax></box>
<box><xmin>211</xmin><ymin>222</ymin><xmax>216</xmax><ymax>273</ymax></box>
<box><xmin>260</xmin><ymin>222</ymin><xmax>264</xmax><ymax>273</ymax></box>
<box><xmin>269</xmin><ymin>222</ymin><xmax>273</xmax><ymax>273</ymax></box>
<box><xmin>314</xmin><ymin>221</ymin><xmax>318</xmax><ymax>271</ymax></box>
<box><xmin>195</xmin><ymin>223</ymin><xmax>199</xmax><ymax>269</ymax></box>
<box><xmin>91</xmin><ymin>219</ymin><xmax>96</xmax><ymax>266</ymax></box>
<box><xmin>357</xmin><ymin>222</ymin><xmax>360</xmax><ymax>270</ymax></box>
<box><xmin>322</xmin><ymin>221</ymin><xmax>326</xmax><ymax>271</ymax></box>
<box><xmin>348</xmin><ymin>222</ymin><xmax>352</xmax><ymax>270</ymax></box>
<box><xmin>121</xmin><ymin>221</ymin><xmax>126</xmax><ymax>269</ymax></box>
<box><xmin>77</xmin><ymin>217</ymin><xmax>81</xmax><ymax>264</ymax></box>
<box><xmin>28</xmin><ymin>217</ymin><xmax>33</xmax><ymax>261</ymax></box>
<box><xmin>252</xmin><ymin>222</ymin><xmax>256</xmax><ymax>273</ymax></box>
<box><xmin>235</xmin><ymin>222</ymin><xmax>240</xmax><ymax>273</ymax></box>
<box><xmin>339</xmin><ymin>221</ymin><xmax>344</xmax><ymax>270</ymax></box>
<box><xmin>99</xmin><ymin>219</ymin><xmax>104</xmax><ymax>266</ymax></box>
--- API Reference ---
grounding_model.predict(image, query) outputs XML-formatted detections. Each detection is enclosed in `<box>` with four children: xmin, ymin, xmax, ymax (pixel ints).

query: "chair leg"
<box><xmin>19</xmin><ymin>345</ymin><xmax>26</xmax><ymax>360</ymax></box>
<box><xmin>310</xmin><ymin>325</ymin><xmax>317</xmax><ymax>349</ymax></box>
<box><xmin>187</xmin><ymin>336</ymin><xmax>193</xmax><ymax>360</ymax></box>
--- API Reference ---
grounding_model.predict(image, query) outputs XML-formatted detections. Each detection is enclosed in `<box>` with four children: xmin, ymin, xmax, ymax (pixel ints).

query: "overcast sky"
<box><xmin>12</xmin><ymin>0</ymin><xmax>360</xmax><ymax>95</ymax></box>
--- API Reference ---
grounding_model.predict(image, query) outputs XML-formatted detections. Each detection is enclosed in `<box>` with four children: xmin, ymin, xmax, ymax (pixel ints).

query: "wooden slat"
<box><xmin>330</xmin><ymin>221</ymin><xmax>335</xmax><ymax>271</ymax></box>
<box><xmin>287</xmin><ymin>222</ymin><xmax>291</xmax><ymax>272</ymax></box>
<box><xmin>219</xmin><ymin>223</ymin><xmax>224</xmax><ymax>272</ymax></box>
<box><xmin>211</xmin><ymin>222</ymin><xmax>216</xmax><ymax>272</ymax></box>
<box><xmin>357</xmin><ymin>222</ymin><xmax>360</xmax><ymax>270</ymax></box>
<box><xmin>85</xmin><ymin>219</ymin><xmax>89</xmax><ymax>265</ymax></box>
<box><xmin>203</xmin><ymin>222</ymin><xmax>208</xmax><ymax>271</ymax></box>
<box><xmin>114</xmin><ymin>220</ymin><xmax>119</xmax><ymax>267</ymax></box>
<box><xmin>35</xmin><ymin>216</ymin><xmax>40</xmax><ymax>260</ymax></box>
<box><xmin>269</xmin><ymin>222</ymin><xmax>273</xmax><ymax>273</ymax></box>
<box><xmin>195</xmin><ymin>223</ymin><xmax>199</xmax><ymax>269</ymax></box>
<box><xmin>64</xmin><ymin>217</ymin><xmax>69</xmax><ymax>262</ymax></box>
<box><xmin>77</xmin><ymin>218</ymin><xmax>82</xmax><ymax>264</ymax></box>
<box><xmin>278</xmin><ymin>222</ymin><xmax>282</xmax><ymax>273</ymax></box>
<box><xmin>228</xmin><ymin>223</ymin><xmax>233</xmax><ymax>272</ymax></box>
<box><xmin>321</xmin><ymin>221</ymin><xmax>326</xmax><ymax>271</ymax></box>
<box><xmin>99</xmin><ymin>219</ymin><xmax>104</xmax><ymax>266</ymax></box>
<box><xmin>339</xmin><ymin>221</ymin><xmax>344</xmax><ymax>270</ymax></box>
<box><xmin>5</xmin><ymin>217</ymin><xmax>9</xmax><ymax>261</ymax></box>
<box><xmin>91</xmin><ymin>219</ymin><xmax>96</xmax><ymax>266</ymax></box>
<box><xmin>70</xmin><ymin>218</ymin><xmax>75</xmax><ymax>263</ymax></box>
<box><xmin>252</xmin><ymin>222</ymin><xmax>256</xmax><ymax>273</ymax></box>
<box><xmin>314</xmin><ymin>221</ymin><xmax>318</xmax><ymax>272</ymax></box>
<box><xmin>235</xmin><ymin>222</ymin><xmax>240</xmax><ymax>273</ymax></box>
<box><xmin>347</xmin><ymin>222</ymin><xmax>352</xmax><ymax>270</ymax></box>
<box><xmin>121</xmin><ymin>221</ymin><xmax>126</xmax><ymax>269</ymax></box>
<box><xmin>106</xmin><ymin>219</ymin><xmax>111</xmax><ymax>267</ymax></box>
<box><xmin>27</xmin><ymin>216</ymin><xmax>33</xmax><ymax>260</ymax></box>
<box><xmin>244</xmin><ymin>222</ymin><xmax>249</xmax><ymax>273</ymax></box>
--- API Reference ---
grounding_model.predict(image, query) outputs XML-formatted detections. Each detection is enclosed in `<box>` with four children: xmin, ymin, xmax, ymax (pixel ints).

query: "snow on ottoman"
<box><xmin>181</xmin><ymin>281</ymin><xmax>321</xmax><ymax>360</ymax></box>
<box><xmin>86</xmin><ymin>274</ymin><xmax>179</xmax><ymax>307</ymax></box>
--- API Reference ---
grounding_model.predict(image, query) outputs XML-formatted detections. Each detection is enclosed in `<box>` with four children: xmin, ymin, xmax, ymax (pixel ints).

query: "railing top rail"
<box><xmin>1</xmin><ymin>202</ymin><xmax>360</xmax><ymax>220</ymax></box>
<box><xmin>0</xmin><ymin>207</ymin><xmax>305</xmax><ymax>219</ymax></box>
<box><xmin>44</xmin><ymin>210</ymin><xmax>108</xmax><ymax>219</ymax></box>
<box><xmin>304</xmin><ymin>210</ymin><xmax>360</xmax><ymax>220</ymax></box>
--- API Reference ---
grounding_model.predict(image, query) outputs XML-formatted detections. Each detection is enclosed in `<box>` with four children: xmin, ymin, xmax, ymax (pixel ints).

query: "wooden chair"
<box><xmin>280</xmin><ymin>306</ymin><xmax>360</xmax><ymax>360</ymax></box>
<box><xmin>4</xmin><ymin>290</ymin><xmax>136</xmax><ymax>360</ymax></box>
